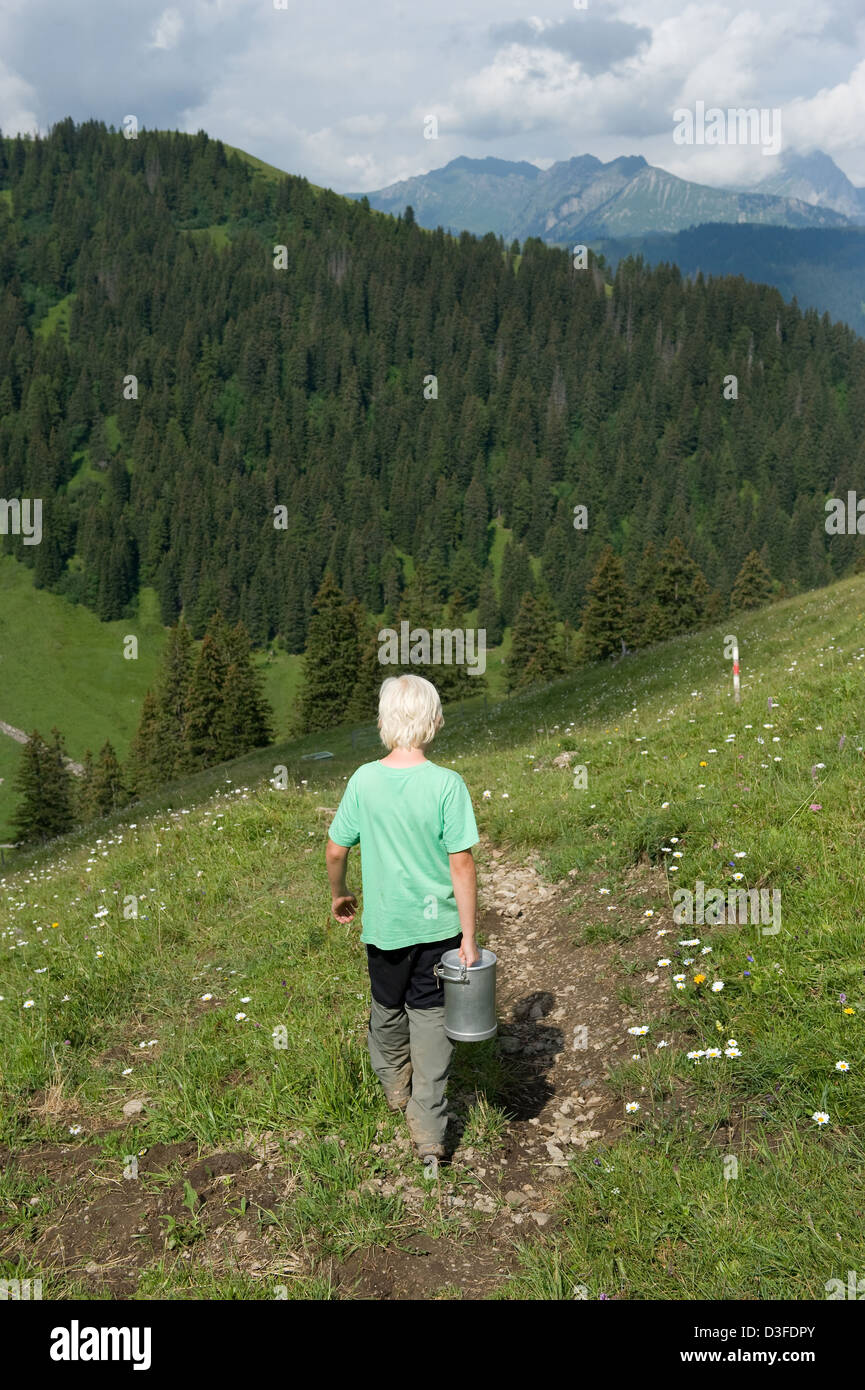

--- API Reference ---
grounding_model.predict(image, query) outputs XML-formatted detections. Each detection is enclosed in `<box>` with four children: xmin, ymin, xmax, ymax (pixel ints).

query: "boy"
<box><xmin>326</xmin><ymin>673</ymin><xmax>480</xmax><ymax>1162</ymax></box>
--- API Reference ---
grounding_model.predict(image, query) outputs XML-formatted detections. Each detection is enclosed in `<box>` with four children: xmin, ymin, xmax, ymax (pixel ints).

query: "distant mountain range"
<box><xmin>351</xmin><ymin>150</ymin><xmax>861</xmax><ymax>243</ymax></box>
<box><xmin>745</xmin><ymin>149</ymin><xmax>865</xmax><ymax>223</ymax></box>
<box><xmin>350</xmin><ymin>149</ymin><xmax>865</xmax><ymax>333</ymax></box>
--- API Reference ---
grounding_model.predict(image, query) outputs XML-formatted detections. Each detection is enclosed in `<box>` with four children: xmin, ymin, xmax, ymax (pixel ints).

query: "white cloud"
<box><xmin>149</xmin><ymin>8</ymin><xmax>184</xmax><ymax>52</ymax></box>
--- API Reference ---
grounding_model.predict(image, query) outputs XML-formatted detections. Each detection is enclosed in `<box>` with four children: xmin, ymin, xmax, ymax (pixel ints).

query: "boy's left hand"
<box><xmin>331</xmin><ymin>893</ymin><xmax>358</xmax><ymax>923</ymax></box>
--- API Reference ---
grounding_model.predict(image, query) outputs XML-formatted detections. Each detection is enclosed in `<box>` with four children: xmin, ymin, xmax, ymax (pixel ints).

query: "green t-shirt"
<box><xmin>328</xmin><ymin>759</ymin><xmax>479</xmax><ymax>949</ymax></box>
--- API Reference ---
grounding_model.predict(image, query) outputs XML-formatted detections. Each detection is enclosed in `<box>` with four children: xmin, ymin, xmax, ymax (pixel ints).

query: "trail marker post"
<box><xmin>724</xmin><ymin>635</ymin><xmax>740</xmax><ymax>704</ymax></box>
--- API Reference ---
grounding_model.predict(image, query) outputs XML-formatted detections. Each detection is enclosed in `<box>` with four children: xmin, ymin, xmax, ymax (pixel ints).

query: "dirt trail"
<box><xmin>340</xmin><ymin>845</ymin><xmax>682</xmax><ymax>1300</ymax></box>
<box><xmin>0</xmin><ymin>717</ymin><xmax>85</xmax><ymax>775</ymax></box>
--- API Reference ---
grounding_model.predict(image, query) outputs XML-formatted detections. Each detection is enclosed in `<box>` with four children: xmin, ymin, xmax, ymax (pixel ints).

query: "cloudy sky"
<box><xmin>1</xmin><ymin>0</ymin><xmax>864</xmax><ymax>191</ymax></box>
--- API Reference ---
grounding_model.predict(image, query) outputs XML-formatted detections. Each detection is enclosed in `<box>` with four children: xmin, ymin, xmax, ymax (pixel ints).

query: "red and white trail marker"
<box><xmin>732</xmin><ymin>646</ymin><xmax>740</xmax><ymax>704</ymax></box>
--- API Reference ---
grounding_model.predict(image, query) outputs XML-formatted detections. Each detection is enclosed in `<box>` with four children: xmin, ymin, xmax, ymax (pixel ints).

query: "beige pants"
<box><xmin>367</xmin><ymin>996</ymin><xmax>454</xmax><ymax>1145</ymax></box>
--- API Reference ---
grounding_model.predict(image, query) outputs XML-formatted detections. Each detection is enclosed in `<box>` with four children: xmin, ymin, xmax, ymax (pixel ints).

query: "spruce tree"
<box><xmin>89</xmin><ymin>741</ymin><xmax>129</xmax><ymax>817</ymax></box>
<box><xmin>500</xmin><ymin>540</ymin><xmax>533</xmax><ymax>625</ymax></box>
<box><xmin>13</xmin><ymin>728</ymin><xmax>75</xmax><ymax>844</ymax></box>
<box><xmin>156</xmin><ymin>618</ymin><xmax>196</xmax><ymax>779</ymax></box>
<box><xmin>505</xmin><ymin>589</ymin><xmax>566</xmax><ymax>691</ymax></box>
<box><xmin>581</xmin><ymin>546</ymin><xmax>631</xmax><ymax>660</ymax></box>
<box><xmin>295</xmin><ymin>573</ymin><xmax>361</xmax><ymax>733</ymax></box>
<box><xmin>216</xmin><ymin>620</ymin><xmax>274</xmax><ymax>756</ymax></box>
<box><xmin>651</xmin><ymin>537</ymin><xmax>710</xmax><ymax>638</ymax></box>
<box><xmin>477</xmin><ymin>570</ymin><xmax>503</xmax><ymax>646</ymax></box>
<box><xmin>185</xmin><ymin>616</ymin><xmax>230</xmax><ymax>764</ymax></box>
<box><xmin>126</xmin><ymin>688</ymin><xmax>162</xmax><ymax>795</ymax></box>
<box><xmin>730</xmin><ymin>549</ymin><xmax>773</xmax><ymax>610</ymax></box>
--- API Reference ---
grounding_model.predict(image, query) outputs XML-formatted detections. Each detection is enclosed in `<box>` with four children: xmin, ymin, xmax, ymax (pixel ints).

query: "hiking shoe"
<box><xmin>384</xmin><ymin>1087</ymin><xmax>410</xmax><ymax>1112</ymax></box>
<box><xmin>413</xmin><ymin>1139</ymin><xmax>445</xmax><ymax>1162</ymax></box>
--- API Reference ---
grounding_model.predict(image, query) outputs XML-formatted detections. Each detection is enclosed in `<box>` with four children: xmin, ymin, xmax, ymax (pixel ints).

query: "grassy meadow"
<box><xmin>1</xmin><ymin>573</ymin><xmax>864</xmax><ymax>1298</ymax></box>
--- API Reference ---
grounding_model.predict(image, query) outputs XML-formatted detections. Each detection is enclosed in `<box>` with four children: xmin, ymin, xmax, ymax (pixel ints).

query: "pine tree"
<box><xmin>500</xmin><ymin>540</ymin><xmax>533</xmax><ymax>625</ymax></box>
<box><xmin>126</xmin><ymin>688</ymin><xmax>162</xmax><ymax>795</ymax></box>
<box><xmin>506</xmin><ymin>593</ymin><xmax>537</xmax><ymax>692</ymax></box>
<box><xmin>581</xmin><ymin>546</ymin><xmax>631</xmax><ymax>660</ymax></box>
<box><xmin>185</xmin><ymin>615</ymin><xmax>231</xmax><ymax>764</ymax></box>
<box><xmin>651</xmin><ymin>537</ymin><xmax>710</xmax><ymax>638</ymax></box>
<box><xmin>215</xmin><ymin>620</ymin><xmax>274</xmax><ymax>757</ymax></box>
<box><xmin>506</xmin><ymin>589</ymin><xmax>566</xmax><ymax>691</ymax></box>
<box><xmin>344</xmin><ymin>602</ymin><xmax>384</xmax><ymax>725</ymax></box>
<box><xmin>477</xmin><ymin>570</ymin><xmax>503</xmax><ymax>646</ymax></box>
<box><xmin>295</xmin><ymin>573</ymin><xmax>362</xmax><ymax>733</ymax></box>
<box><xmin>156</xmin><ymin>618</ymin><xmax>196</xmax><ymax>779</ymax></box>
<box><xmin>88</xmin><ymin>740</ymin><xmax>129</xmax><ymax>817</ymax></box>
<box><xmin>730</xmin><ymin>549</ymin><xmax>773</xmax><ymax>610</ymax></box>
<box><xmin>77</xmin><ymin>749</ymin><xmax>95</xmax><ymax>822</ymax></box>
<box><xmin>13</xmin><ymin>728</ymin><xmax>75</xmax><ymax>844</ymax></box>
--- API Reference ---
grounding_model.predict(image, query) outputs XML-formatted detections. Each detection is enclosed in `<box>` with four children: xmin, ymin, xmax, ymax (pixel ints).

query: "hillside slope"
<box><xmin>1</xmin><ymin>574</ymin><xmax>863</xmax><ymax>1298</ymax></box>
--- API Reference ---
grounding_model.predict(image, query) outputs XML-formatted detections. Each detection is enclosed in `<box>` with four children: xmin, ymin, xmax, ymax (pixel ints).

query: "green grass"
<box><xmin>0</xmin><ymin>561</ymin><xmax>304</xmax><ymax>837</ymax></box>
<box><xmin>185</xmin><ymin>225</ymin><xmax>231</xmax><ymax>250</ymax></box>
<box><xmin>1</xmin><ymin>573</ymin><xmax>864</xmax><ymax>1296</ymax></box>
<box><xmin>36</xmin><ymin>292</ymin><xmax>76</xmax><ymax>341</ymax></box>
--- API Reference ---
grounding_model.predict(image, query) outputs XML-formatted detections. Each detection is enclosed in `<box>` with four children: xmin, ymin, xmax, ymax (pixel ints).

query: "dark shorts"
<box><xmin>366</xmin><ymin>933</ymin><xmax>463</xmax><ymax>1011</ymax></box>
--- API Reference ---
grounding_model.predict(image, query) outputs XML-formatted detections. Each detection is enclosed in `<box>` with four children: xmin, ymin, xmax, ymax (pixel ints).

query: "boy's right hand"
<box><xmin>459</xmin><ymin>937</ymin><xmax>480</xmax><ymax>968</ymax></box>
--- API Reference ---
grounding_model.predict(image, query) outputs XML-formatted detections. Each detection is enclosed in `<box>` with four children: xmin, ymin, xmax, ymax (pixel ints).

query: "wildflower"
<box><xmin>68</xmin><ymin>1125</ymin><xmax>83</xmax><ymax>1136</ymax></box>
<box><xmin>699</xmin><ymin>760</ymin><xmax>707</xmax><ymax>767</ymax></box>
<box><xmin>843</xmin><ymin>1007</ymin><xmax>855</xmax><ymax>1015</ymax></box>
<box><xmin>673</xmin><ymin>973</ymin><xmax>686</xmax><ymax>982</ymax></box>
<box><xmin>812</xmin><ymin>1111</ymin><xmax>830</xmax><ymax>1126</ymax></box>
<box><xmin>200</xmin><ymin>994</ymin><xmax>213</xmax><ymax>1002</ymax></box>
<box><xmin>644</xmin><ymin>909</ymin><xmax>655</xmax><ymax>918</ymax></box>
<box><xmin>732</xmin><ymin>872</ymin><xmax>744</xmax><ymax>881</ymax></box>
<box><xmin>711</xmin><ymin>981</ymin><xmax>725</xmax><ymax>993</ymax></box>
<box><xmin>656</xmin><ymin>1040</ymin><xmax>669</xmax><ymax>1049</ymax></box>
<box><xmin>679</xmin><ymin>938</ymin><xmax>701</xmax><ymax>947</ymax></box>
<box><xmin>122</xmin><ymin>1068</ymin><xmax>133</xmax><ymax>1076</ymax></box>
<box><xmin>809</xmin><ymin>804</ymin><xmax>822</xmax><ymax>812</ymax></box>
<box><xmin>235</xmin><ymin>1012</ymin><xmax>248</xmax><ymax>1021</ymax></box>
<box><xmin>705</xmin><ymin>1048</ymin><xmax>722</xmax><ymax>1059</ymax></box>
<box><xmin>724</xmin><ymin>1046</ymin><xmax>741</xmax><ymax>1058</ymax></box>
<box><xmin>23</xmin><ymin>1000</ymin><xmax>35</xmax><ymax>1009</ymax></box>
<box><xmin>693</xmin><ymin>973</ymin><xmax>707</xmax><ymax>984</ymax></box>
<box><xmin>727</xmin><ymin>1039</ymin><xmax>738</xmax><ymax>1048</ymax></box>
<box><xmin>627</xmin><ymin>1025</ymin><xmax>649</xmax><ymax>1035</ymax></box>
<box><xmin>675</xmin><ymin>982</ymin><xmax>686</xmax><ymax>990</ymax></box>
<box><xmin>240</xmin><ymin>996</ymin><xmax>251</xmax><ymax>1003</ymax></box>
<box><xmin>686</xmin><ymin>1050</ymin><xmax>704</xmax><ymax>1060</ymax></box>
<box><xmin>482</xmin><ymin>790</ymin><xmax>491</xmax><ymax>800</ymax></box>
<box><xmin>657</xmin><ymin>958</ymin><xmax>671</xmax><ymax>967</ymax></box>
<box><xmin>598</xmin><ymin>887</ymin><xmax>610</xmax><ymax>895</ymax></box>
<box><xmin>624</xmin><ymin>1102</ymin><xmax>641</xmax><ymax>1113</ymax></box>
<box><xmin>835</xmin><ymin>1061</ymin><xmax>850</xmax><ymax>1072</ymax></box>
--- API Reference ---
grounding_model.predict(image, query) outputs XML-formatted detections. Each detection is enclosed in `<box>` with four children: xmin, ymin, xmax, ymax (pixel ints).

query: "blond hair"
<box><xmin>378</xmin><ymin>674</ymin><xmax>444</xmax><ymax>750</ymax></box>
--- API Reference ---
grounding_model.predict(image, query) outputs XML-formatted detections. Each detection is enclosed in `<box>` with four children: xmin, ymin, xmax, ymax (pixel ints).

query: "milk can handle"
<box><xmin>433</xmin><ymin>960</ymin><xmax>467</xmax><ymax>988</ymax></box>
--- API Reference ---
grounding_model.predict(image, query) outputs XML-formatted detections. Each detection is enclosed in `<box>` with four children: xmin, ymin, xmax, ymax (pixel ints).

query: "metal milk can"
<box><xmin>433</xmin><ymin>948</ymin><xmax>497</xmax><ymax>1041</ymax></box>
